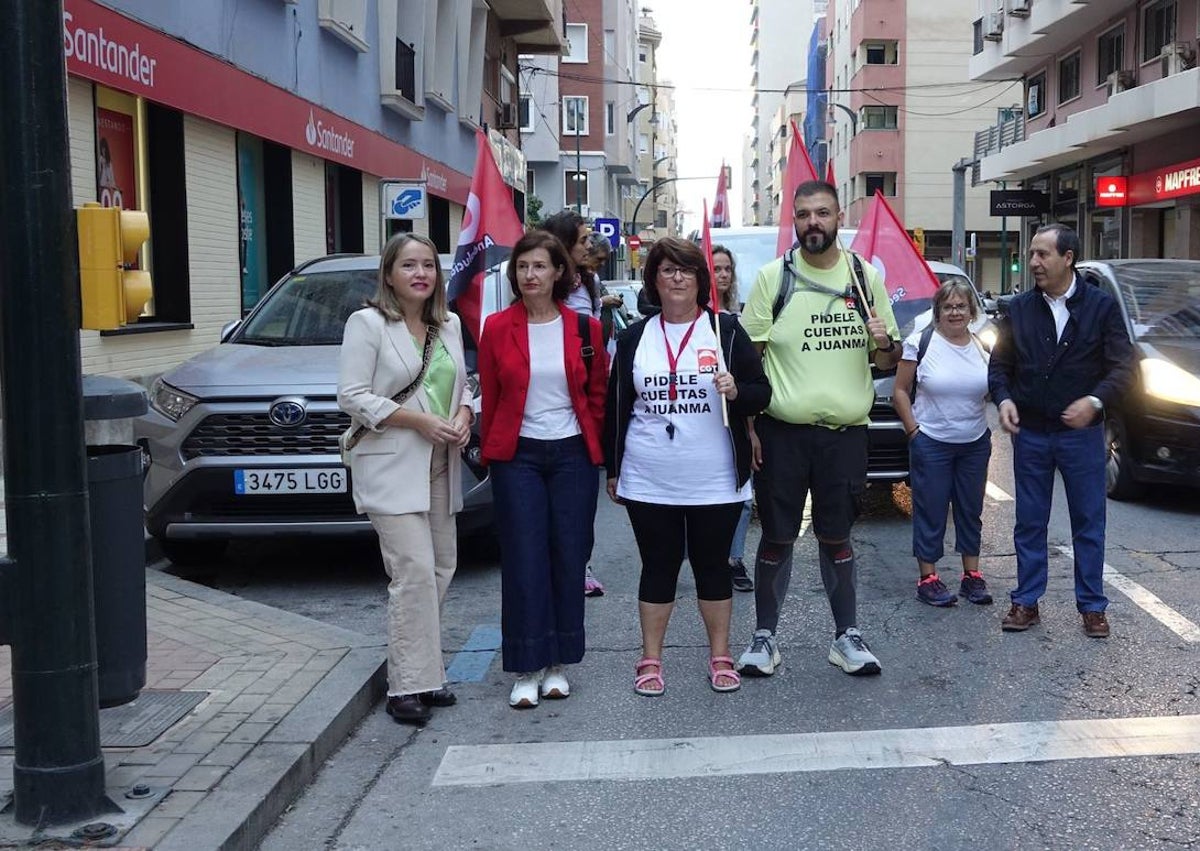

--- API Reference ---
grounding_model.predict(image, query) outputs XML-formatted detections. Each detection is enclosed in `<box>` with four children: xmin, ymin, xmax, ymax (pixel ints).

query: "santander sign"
<box><xmin>305</xmin><ymin>110</ymin><xmax>356</xmax><ymax>159</ymax></box>
<box><xmin>63</xmin><ymin>10</ymin><xmax>158</xmax><ymax>87</ymax></box>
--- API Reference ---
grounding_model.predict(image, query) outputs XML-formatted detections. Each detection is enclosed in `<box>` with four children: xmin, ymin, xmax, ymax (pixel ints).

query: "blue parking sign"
<box><xmin>594</xmin><ymin>217</ymin><xmax>620</xmax><ymax>249</ymax></box>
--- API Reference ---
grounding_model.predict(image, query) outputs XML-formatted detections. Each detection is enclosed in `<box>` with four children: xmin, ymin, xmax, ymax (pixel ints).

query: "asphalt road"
<box><xmin>159</xmin><ymin>424</ymin><xmax>1200</xmax><ymax>851</ymax></box>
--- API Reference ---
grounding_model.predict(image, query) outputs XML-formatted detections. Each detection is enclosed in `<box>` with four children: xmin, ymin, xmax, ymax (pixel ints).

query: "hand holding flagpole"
<box><xmin>701</xmin><ymin>199</ymin><xmax>730</xmax><ymax>427</ymax></box>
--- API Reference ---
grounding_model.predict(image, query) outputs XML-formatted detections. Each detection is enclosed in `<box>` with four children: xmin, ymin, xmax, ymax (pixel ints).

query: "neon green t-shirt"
<box><xmin>741</xmin><ymin>248</ymin><xmax>899</xmax><ymax>427</ymax></box>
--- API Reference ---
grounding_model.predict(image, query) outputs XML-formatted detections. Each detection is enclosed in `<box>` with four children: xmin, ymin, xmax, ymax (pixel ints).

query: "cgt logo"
<box><xmin>304</xmin><ymin>110</ymin><xmax>355</xmax><ymax>159</ymax></box>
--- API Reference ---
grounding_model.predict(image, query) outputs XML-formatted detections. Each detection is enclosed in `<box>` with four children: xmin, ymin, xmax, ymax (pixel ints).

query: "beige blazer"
<box><xmin>337</xmin><ymin>307</ymin><xmax>470</xmax><ymax>516</ymax></box>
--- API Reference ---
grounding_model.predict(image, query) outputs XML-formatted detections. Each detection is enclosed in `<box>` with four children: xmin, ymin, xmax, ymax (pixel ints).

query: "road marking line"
<box><xmin>445</xmin><ymin>624</ymin><xmax>502</xmax><ymax>683</ymax></box>
<box><xmin>985</xmin><ymin>481</ymin><xmax>1013</xmax><ymax>501</ymax></box>
<box><xmin>798</xmin><ymin>493</ymin><xmax>813</xmax><ymax>538</ymax></box>
<box><xmin>1056</xmin><ymin>546</ymin><xmax>1200</xmax><ymax>643</ymax></box>
<box><xmin>433</xmin><ymin>714</ymin><xmax>1200</xmax><ymax>786</ymax></box>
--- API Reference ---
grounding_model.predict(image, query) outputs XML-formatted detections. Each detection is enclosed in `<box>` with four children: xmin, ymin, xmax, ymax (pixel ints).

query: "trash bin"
<box><xmin>82</xmin><ymin>375</ymin><xmax>149</xmax><ymax>709</ymax></box>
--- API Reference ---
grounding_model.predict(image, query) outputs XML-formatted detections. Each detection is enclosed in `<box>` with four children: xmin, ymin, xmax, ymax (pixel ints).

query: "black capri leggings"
<box><xmin>624</xmin><ymin>499</ymin><xmax>744</xmax><ymax>604</ymax></box>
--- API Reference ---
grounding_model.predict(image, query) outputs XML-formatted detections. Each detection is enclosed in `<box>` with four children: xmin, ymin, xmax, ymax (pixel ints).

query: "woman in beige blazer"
<box><xmin>337</xmin><ymin>233</ymin><xmax>473</xmax><ymax>726</ymax></box>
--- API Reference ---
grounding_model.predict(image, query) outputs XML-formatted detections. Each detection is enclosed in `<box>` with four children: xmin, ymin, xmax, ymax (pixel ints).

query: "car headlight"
<box><xmin>977</xmin><ymin>326</ymin><xmax>998</xmax><ymax>351</ymax></box>
<box><xmin>150</xmin><ymin>378</ymin><xmax>199</xmax><ymax>422</ymax></box>
<box><xmin>1140</xmin><ymin>357</ymin><xmax>1200</xmax><ymax>407</ymax></box>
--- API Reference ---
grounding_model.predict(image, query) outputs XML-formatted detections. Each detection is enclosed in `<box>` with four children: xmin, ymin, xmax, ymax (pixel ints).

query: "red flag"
<box><xmin>776</xmin><ymin>119</ymin><xmax>820</xmax><ymax>256</ymax></box>
<box><xmin>825</xmin><ymin>159</ymin><xmax>836</xmax><ymax>190</ymax></box>
<box><xmin>702</xmin><ymin>200</ymin><xmax>718</xmax><ymax>308</ymax></box>
<box><xmin>712</xmin><ymin>162</ymin><xmax>730</xmax><ymax>228</ymax></box>
<box><xmin>447</xmin><ymin>130</ymin><xmax>525</xmax><ymax>344</ymax></box>
<box><xmin>850</xmin><ymin>192</ymin><xmax>940</xmax><ymax>317</ymax></box>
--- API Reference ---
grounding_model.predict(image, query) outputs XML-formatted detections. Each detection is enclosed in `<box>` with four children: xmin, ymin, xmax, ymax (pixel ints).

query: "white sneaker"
<box><xmin>540</xmin><ymin>665</ymin><xmax>570</xmax><ymax>699</ymax></box>
<box><xmin>736</xmin><ymin>629</ymin><xmax>781</xmax><ymax>676</ymax></box>
<box><xmin>828</xmin><ymin>628</ymin><xmax>882</xmax><ymax>676</ymax></box>
<box><xmin>509</xmin><ymin>670</ymin><xmax>544</xmax><ymax>708</ymax></box>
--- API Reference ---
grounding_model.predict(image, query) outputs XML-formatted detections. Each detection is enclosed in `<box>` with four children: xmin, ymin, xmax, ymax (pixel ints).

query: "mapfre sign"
<box><xmin>1096</xmin><ymin>176</ymin><xmax>1127</xmax><ymax>207</ymax></box>
<box><xmin>1129</xmin><ymin>156</ymin><xmax>1200</xmax><ymax>206</ymax></box>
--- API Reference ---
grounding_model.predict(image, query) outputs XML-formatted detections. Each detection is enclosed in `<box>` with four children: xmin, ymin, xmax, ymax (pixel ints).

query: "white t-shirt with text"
<box><xmin>902</xmin><ymin>329</ymin><xmax>990</xmax><ymax>443</ymax></box>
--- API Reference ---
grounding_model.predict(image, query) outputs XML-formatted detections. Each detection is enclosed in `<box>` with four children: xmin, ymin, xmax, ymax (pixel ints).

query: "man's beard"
<box><xmin>799</xmin><ymin>226</ymin><xmax>837</xmax><ymax>254</ymax></box>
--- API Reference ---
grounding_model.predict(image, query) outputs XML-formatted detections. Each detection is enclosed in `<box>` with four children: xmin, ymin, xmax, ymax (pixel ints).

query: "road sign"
<box><xmin>627</xmin><ymin>234</ymin><xmax>641</xmax><ymax>251</ymax></box>
<box><xmin>381</xmin><ymin>180</ymin><xmax>427</xmax><ymax>220</ymax></box>
<box><xmin>594</xmin><ymin>217</ymin><xmax>620</xmax><ymax>249</ymax></box>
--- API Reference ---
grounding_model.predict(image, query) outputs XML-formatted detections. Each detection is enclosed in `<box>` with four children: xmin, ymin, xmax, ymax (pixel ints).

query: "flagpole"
<box><xmin>701</xmin><ymin>200</ymin><xmax>730</xmax><ymax>427</ymax></box>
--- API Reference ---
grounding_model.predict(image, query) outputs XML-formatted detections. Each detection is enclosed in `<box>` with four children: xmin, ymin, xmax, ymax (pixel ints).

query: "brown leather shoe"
<box><xmin>1001</xmin><ymin>603</ymin><xmax>1040</xmax><ymax>631</ymax></box>
<box><xmin>1081</xmin><ymin>611</ymin><xmax>1110</xmax><ymax>638</ymax></box>
<box><xmin>385</xmin><ymin>694</ymin><xmax>431</xmax><ymax>725</ymax></box>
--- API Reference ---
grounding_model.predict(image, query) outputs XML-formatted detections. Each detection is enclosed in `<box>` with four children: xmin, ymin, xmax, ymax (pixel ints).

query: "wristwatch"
<box><xmin>1086</xmin><ymin>395</ymin><xmax>1104</xmax><ymax>411</ymax></box>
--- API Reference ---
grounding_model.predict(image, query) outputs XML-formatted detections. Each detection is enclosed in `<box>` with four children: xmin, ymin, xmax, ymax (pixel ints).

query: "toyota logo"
<box><xmin>269</xmin><ymin>398</ymin><xmax>307</xmax><ymax>427</ymax></box>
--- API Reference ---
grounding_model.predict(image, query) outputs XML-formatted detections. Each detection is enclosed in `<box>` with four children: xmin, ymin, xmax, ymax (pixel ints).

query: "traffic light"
<box><xmin>77</xmin><ymin>203</ymin><xmax>152</xmax><ymax>330</ymax></box>
<box><xmin>912</xmin><ymin>227</ymin><xmax>925</xmax><ymax>257</ymax></box>
<box><xmin>1010</xmin><ymin>251</ymin><xmax>1020</xmax><ymax>274</ymax></box>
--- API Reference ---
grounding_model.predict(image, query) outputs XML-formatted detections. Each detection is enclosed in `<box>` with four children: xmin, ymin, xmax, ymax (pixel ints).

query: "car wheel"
<box><xmin>157</xmin><ymin>538</ymin><xmax>228</xmax><ymax>567</ymax></box>
<box><xmin>1105</xmin><ymin>415</ymin><xmax>1143</xmax><ymax>501</ymax></box>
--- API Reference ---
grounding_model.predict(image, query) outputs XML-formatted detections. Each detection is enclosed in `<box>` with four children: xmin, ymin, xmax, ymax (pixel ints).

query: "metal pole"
<box><xmin>951</xmin><ymin>158</ymin><xmax>971</xmax><ymax>270</ymax></box>
<box><xmin>574</xmin><ymin>101</ymin><xmax>582</xmax><ymax>215</ymax></box>
<box><xmin>0</xmin><ymin>0</ymin><xmax>109</xmax><ymax>825</ymax></box>
<box><xmin>999</xmin><ymin>179</ymin><xmax>1009</xmax><ymax>293</ymax></box>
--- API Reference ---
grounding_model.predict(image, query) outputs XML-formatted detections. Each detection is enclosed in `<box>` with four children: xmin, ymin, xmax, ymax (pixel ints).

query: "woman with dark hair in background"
<box><xmin>479</xmin><ymin>229</ymin><xmax>608</xmax><ymax>709</ymax></box>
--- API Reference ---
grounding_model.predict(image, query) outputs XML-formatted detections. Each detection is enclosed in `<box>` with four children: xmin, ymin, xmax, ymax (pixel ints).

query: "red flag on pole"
<box><xmin>712</xmin><ymin>162</ymin><xmax>730</xmax><ymax>228</ymax></box>
<box><xmin>825</xmin><ymin>159</ymin><xmax>836</xmax><ymax>190</ymax></box>
<box><xmin>447</xmin><ymin>130</ymin><xmax>525</xmax><ymax>344</ymax></box>
<box><xmin>776</xmin><ymin>119</ymin><xmax>820</xmax><ymax>256</ymax></box>
<box><xmin>701</xmin><ymin>200</ymin><xmax>729</xmax><ymax>425</ymax></box>
<box><xmin>850</xmin><ymin>191</ymin><xmax>941</xmax><ymax>322</ymax></box>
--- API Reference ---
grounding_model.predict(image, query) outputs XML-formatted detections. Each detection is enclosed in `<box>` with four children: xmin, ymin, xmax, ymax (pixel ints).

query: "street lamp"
<box><xmin>827</xmin><ymin>99</ymin><xmax>858</xmax><ymax>136</ymax></box>
<box><xmin>629</xmin><ymin>175</ymin><xmax>716</xmax><ymax>238</ymax></box>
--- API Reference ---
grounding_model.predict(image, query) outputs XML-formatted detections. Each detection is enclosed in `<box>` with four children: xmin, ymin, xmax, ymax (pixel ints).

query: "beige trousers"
<box><xmin>369</xmin><ymin>445</ymin><xmax>457</xmax><ymax>697</ymax></box>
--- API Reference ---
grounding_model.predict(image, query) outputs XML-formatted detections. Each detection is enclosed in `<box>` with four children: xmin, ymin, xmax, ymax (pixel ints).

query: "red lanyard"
<box><xmin>661</xmin><ymin>312</ymin><xmax>701</xmax><ymax>401</ymax></box>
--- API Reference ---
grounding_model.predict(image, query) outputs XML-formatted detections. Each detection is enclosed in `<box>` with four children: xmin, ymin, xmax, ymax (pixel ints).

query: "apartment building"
<box><xmin>67</xmin><ymin>0</ymin><xmax>561</xmax><ymax>382</ymax></box>
<box><xmin>970</xmin><ymin>0</ymin><xmax>1200</xmax><ymax>262</ymax></box>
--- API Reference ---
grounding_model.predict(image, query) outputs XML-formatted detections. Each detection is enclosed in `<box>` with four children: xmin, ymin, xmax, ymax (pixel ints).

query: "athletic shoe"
<box><xmin>959</xmin><ymin>571</ymin><xmax>993</xmax><ymax>605</ymax></box>
<box><xmin>509</xmin><ymin>670</ymin><xmax>544</xmax><ymax>708</ymax></box>
<box><xmin>736</xmin><ymin>629</ymin><xmax>781</xmax><ymax>676</ymax></box>
<box><xmin>730</xmin><ymin>558</ymin><xmax>754</xmax><ymax>592</ymax></box>
<box><xmin>540</xmin><ymin>665</ymin><xmax>570</xmax><ymax>698</ymax></box>
<box><xmin>584</xmin><ymin>565</ymin><xmax>605</xmax><ymax>597</ymax></box>
<box><xmin>828</xmin><ymin>628</ymin><xmax>882</xmax><ymax>676</ymax></box>
<box><xmin>916</xmin><ymin>574</ymin><xmax>957</xmax><ymax>607</ymax></box>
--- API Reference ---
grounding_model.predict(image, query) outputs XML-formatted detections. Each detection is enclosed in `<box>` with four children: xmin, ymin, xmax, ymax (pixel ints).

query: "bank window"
<box><xmin>861</xmin><ymin>105</ymin><xmax>898</xmax><ymax>130</ymax></box>
<box><xmin>562</xmin><ymin>96</ymin><xmax>588</xmax><ymax>135</ymax></box>
<box><xmin>564</xmin><ymin>170</ymin><xmax>589</xmax><ymax>207</ymax></box>
<box><xmin>1058</xmin><ymin>51</ymin><xmax>1081</xmax><ymax>103</ymax></box>
<box><xmin>236</xmin><ymin>134</ymin><xmax>295</xmax><ymax>314</ymax></box>
<box><xmin>1142</xmin><ymin>1</ymin><xmax>1176</xmax><ymax>62</ymax></box>
<box><xmin>564</xmin><ymin>23</ymin><xmax>588</xmax><ymax>63</ymax></box>
<box><xmin>1096</xmin><ymin>26</ymin><xmax>1125</xmax><ymax>86</ymax></box>
<box><xmin>1026</xmin><ymin>71</ymin><xmax>1046</xmax><ymax>118</ymax></box>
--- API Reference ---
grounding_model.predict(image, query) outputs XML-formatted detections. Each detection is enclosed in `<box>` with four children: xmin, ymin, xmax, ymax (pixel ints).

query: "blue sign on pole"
<box><xmin>594</xmin><ymin>217</ymin><xmax>621</xmax><ymax>249</ymax></box>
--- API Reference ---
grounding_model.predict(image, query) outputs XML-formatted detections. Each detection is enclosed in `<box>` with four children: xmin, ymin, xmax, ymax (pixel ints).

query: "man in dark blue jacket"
<box><xmin>988</xmin><ymin>223</ymin><xmax>1133</xmax><ymax>638</ymax></box>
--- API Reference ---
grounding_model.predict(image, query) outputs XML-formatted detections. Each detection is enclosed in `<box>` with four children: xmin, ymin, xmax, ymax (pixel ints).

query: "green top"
<box><xmin>416</xmin><ymin>336</ymin><xmax>456</xmax><ymax>419</ymax></box>
<box><xmin>741</xmin><ymin>248</ymin><xmax>899</xmax><ymax>427</ymax></box>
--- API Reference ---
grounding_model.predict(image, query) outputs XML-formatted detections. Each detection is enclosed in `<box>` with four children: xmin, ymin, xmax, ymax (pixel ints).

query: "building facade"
<box><xmin>970</xmin><ymin>0</ymin><xmax>1200</xmax><ymax>268</ymax></box>
<box><xmin>66</xmin><ymin>0</ymin><xmax>560</xmax><ymax>381</ymax></box>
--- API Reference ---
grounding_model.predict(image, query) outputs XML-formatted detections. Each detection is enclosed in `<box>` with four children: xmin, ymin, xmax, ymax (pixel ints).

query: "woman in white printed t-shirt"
<box><xmin>892</xmin><ymin>280</ymin><xmax>993</xmax><ymax>609</ymax></box>
<box><xmin>604</xmin><ymin>238</ymin><xmax>771</xmax><ymax>698</ymax></box>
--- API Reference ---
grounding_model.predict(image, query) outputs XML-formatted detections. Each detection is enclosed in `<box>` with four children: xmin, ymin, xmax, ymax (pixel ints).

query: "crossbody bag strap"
<box><xmin>577</xmin><ymin>312</ymin><xmax>595</xmax><ymax>377</ymax></box>
<box><xmin>344</xmin><ymin>323</ymin><xmax>440</xmax><ymax>451</ymax></box>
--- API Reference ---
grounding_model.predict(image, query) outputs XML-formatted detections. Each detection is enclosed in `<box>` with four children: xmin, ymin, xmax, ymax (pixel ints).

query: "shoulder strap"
<box><xmin>771</xmin><ymin>254</ymin><xmax>797</xmax><ymax>322</ymax></box>
<box><xmin>911</xmin><ymin>323</ymin><xmax>935</xmax><ymax>403</ymax></box>
<box><xmin>577</xmin><ymin>312</ymin><xmax>595</xmax><ymax>376</ymax></box>
<box><xmin>343</xmin><ymin>323</ymin><xmax>439</xmax><ymax>452</ymax></box>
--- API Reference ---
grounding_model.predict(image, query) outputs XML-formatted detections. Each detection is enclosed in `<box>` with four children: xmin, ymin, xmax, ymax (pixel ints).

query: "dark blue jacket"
<box><xmin>988</xmin><ymin>273</ymin><xmax>1134</xmax><ymax>431</ymax></box>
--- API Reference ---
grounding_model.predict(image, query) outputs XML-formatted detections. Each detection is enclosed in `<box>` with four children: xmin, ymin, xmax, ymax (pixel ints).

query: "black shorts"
<box><xmin>753</xmin><ymin>416</ymin><xmax>867</xmax><ymax>543</ymax></box>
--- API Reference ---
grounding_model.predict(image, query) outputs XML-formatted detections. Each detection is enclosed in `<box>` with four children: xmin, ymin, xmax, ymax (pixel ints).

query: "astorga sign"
<box><xmin>989</xmin><ymin>190</ymin><xmax>1050</xmax><ymax>217</ymax></box>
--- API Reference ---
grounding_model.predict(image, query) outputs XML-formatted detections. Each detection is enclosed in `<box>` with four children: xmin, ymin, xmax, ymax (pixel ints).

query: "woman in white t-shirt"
<box><xmin>893</xmin><ymin>280</ymin><xmax>993</xmax><ymax>608</ymax></box>
<box><xmin>604</xmin><ymin>238</ymin><xmax>771</xmax><ymax>697</ymax></box>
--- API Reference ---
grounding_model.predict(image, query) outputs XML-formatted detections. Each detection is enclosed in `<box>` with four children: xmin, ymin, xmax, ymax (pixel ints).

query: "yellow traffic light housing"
<box><xmin>912</xmin><ymin>227</ymin><xmax>926</xmax><ymax>257</ymax></box>
<box><xmin>77</xmin><ymin>203</ymin><xmax>151</xmax><ymax>330</ymax></box>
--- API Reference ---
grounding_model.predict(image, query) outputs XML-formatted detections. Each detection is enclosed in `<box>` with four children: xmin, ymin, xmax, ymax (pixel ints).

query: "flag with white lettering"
<box><xmin>712</xmin><ymin>163</ymin><xmax>730</xmax><ymax>228</ymax></box>
<box><xmin>447</xmin><ymin>130</ymin><xmax>525</xmax><ymax>344</ymax></box>
<box><xmin>850</xmin><ymin>191</ymin><xmax>941</xmax><ymax>329</ymax></box>
<box><xmin>777</xmin><ymin>119</ymin><xmax>820</xmax><ymax>256</ymax></box>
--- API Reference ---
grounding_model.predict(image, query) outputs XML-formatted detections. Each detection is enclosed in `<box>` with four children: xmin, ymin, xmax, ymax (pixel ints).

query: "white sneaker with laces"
<box><xmin>540</xmin><ymin>665</ymin><xmax>570</xmax><ymax>699</ymax></box>
<box><xmin>509</xmin><ymin>670</ymin><xmax>544</xmax><ymax>708</ymax></box>
<box><xmin>736</xmin><ymin>629</ymin><xmax>781</xmax><ymax>676</ymax></box>
<box><xmin>828</xmin><ymin>627</ymin><xmax>881</xmax><ymax>676</ymax></box>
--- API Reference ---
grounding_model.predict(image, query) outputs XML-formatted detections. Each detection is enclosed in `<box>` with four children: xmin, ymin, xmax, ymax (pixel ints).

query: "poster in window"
<box><xmin>237</xmin><ymin>135</ymin><xmax>268</xmax><ymax>313</ymax></box>
<box><xmin>95</xmin><ymin>108</ymin><xmax>137</xmax><ymax>210</ymax></box>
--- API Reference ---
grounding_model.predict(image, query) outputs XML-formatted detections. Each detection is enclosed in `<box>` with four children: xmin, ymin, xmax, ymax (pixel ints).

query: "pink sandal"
<box><xmin>709</xmin><ymin>656</ymin><xmax>741</xmax><ymax>693</ymax></box>
<box><xmin>634</xmin><ymin>658</ymin><xmax>664</xmax><ymax>697</ymax></box>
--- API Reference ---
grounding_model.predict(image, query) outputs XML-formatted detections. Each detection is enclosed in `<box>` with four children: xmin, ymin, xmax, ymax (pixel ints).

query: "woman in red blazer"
<box><xmin>478</xmin><ymin>229</ymin><xmax>608</xmax><ymax>710</ymax></box>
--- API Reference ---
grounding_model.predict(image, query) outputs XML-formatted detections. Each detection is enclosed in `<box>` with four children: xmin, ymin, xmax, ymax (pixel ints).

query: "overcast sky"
<box><xmin>650</xmin><ymin>0</ymin><xmax>753</xmax><ymax>233</ymax></box>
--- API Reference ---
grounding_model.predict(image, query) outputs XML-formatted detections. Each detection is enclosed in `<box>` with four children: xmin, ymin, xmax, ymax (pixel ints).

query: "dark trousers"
<box><xmin>624</xmin><ymin>500</ymin><xmax>743</xmax><ymax>604</ymax></box>
<box><xmin>1011</xmin><ymin>424</ymin><xmax>1108</xmax><ymax>612</ymax></box>
<box><xmin>908</xmin><ymin>430</ymin><xmax>991</xmax><ymax>564</ymax></box>
<box><xmin>492</xmin><ymin>436</ymin><xmax>598</xmax><ymax>673</ymax></box>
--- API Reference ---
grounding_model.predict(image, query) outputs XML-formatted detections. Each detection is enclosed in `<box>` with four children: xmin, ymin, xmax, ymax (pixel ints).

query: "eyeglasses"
<box><xmin>941</xmin><ymin>304</ymin><xmax>970</xmax><ymax>314</ymax></box>
<box><xmin>659</xmin><ymin>266</ymin><xmax>698</xmax><ymax>279</ymax></box>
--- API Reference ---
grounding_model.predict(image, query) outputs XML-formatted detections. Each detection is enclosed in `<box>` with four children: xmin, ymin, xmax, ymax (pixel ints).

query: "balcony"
<box><xmin>978</xmin><ymin>67</ymin><xmax>1200</xmax><ymax>182</ymax></box>
<box><xmin>970</xmin><ymin>0</ymin><xmax>1133</xmax><ymax>81</ymax></box>
<box><xmin>489</xmin><ymin>0</ymin><xmax>564</xmax><ymax>55</ymax></box>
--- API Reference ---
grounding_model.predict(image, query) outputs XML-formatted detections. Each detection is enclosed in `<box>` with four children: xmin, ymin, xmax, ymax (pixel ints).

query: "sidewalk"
<box><xmin>0</xmin><ymin>538</ymin><xmax>385</xmax><ymax>849</ymax></box>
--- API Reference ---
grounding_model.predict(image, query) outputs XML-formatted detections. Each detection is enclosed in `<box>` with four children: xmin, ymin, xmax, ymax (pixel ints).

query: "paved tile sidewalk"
<box><xmin>0</xmin><ymin>569</ymin><xmax>386</xmax><ymax>850</ymax></box>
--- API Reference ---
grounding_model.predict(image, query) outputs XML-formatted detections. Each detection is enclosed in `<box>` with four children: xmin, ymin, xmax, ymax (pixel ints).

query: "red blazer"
<box><xmin>479</xmin><ymin>301</ymin><xmax>608</xmax><ymax>465</ymax></box>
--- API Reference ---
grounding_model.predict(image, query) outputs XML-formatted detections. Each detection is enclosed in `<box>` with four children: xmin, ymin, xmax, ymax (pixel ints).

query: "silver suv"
<box><xmin>136</xmin><ymin>255</ymin><xmax>492</xmax><ymax>566</ymax></box>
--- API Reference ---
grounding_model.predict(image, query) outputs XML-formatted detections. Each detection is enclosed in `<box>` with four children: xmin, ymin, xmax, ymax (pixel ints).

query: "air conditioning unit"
<box><xmin>497</xmin><ymin>102</ymin><xmax>519</xmax><ymax>129</ymax></box>
<box><xmin>1009</xmin><ymin>0</ymin><xmax>1031</xmax><ymax>18</ymax></box>
<box><xmin>1161</xmin><ymin>41</ymin><xmax>1197</xmax><ymax>76</ymax></box>
<box><xmin>983</xmin><ymin>12</ymin><xmax>1004</xmax><ymax>41</ymax></box>
<box><xmin>1106</xmin><ymin>70</ymin><xmax>1135</xmax><ymax>96</ymax></box>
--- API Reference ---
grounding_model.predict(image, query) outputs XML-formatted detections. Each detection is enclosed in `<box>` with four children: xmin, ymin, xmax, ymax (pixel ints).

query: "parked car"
<box><xmin>601</xmin><ymin>280</ymin><xmax>644</xmax><ymax>318</ymax></box>
<box><xmin>1074</xmin><ymin>259</ymin><xmax>1200</xmax><ymax>500</ymax></box>
<box><xmin>136</xmin><ymin>254</ymin><xmax>495</xmax><ymax>566</ymax></box>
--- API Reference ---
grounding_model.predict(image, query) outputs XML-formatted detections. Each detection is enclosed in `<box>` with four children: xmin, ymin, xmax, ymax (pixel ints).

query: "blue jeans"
<box><xmin>728</xmin><ymin>499</ymin><xmax>752</xmax><ymax>561</ymax></box>
<box><xmin>1011</xmin><ymin>424</ymin><xmax>1108</xmax><ymax>612</ymax></box>
<box><xmin>491</xmin><ymin>436</ymin><xmax>598</xmax><ymax>673</ymax></box>
<box><xmin>908</xmin><ymin>430</ymin><xmax>991</xmax><ymax>564</ymax></box>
